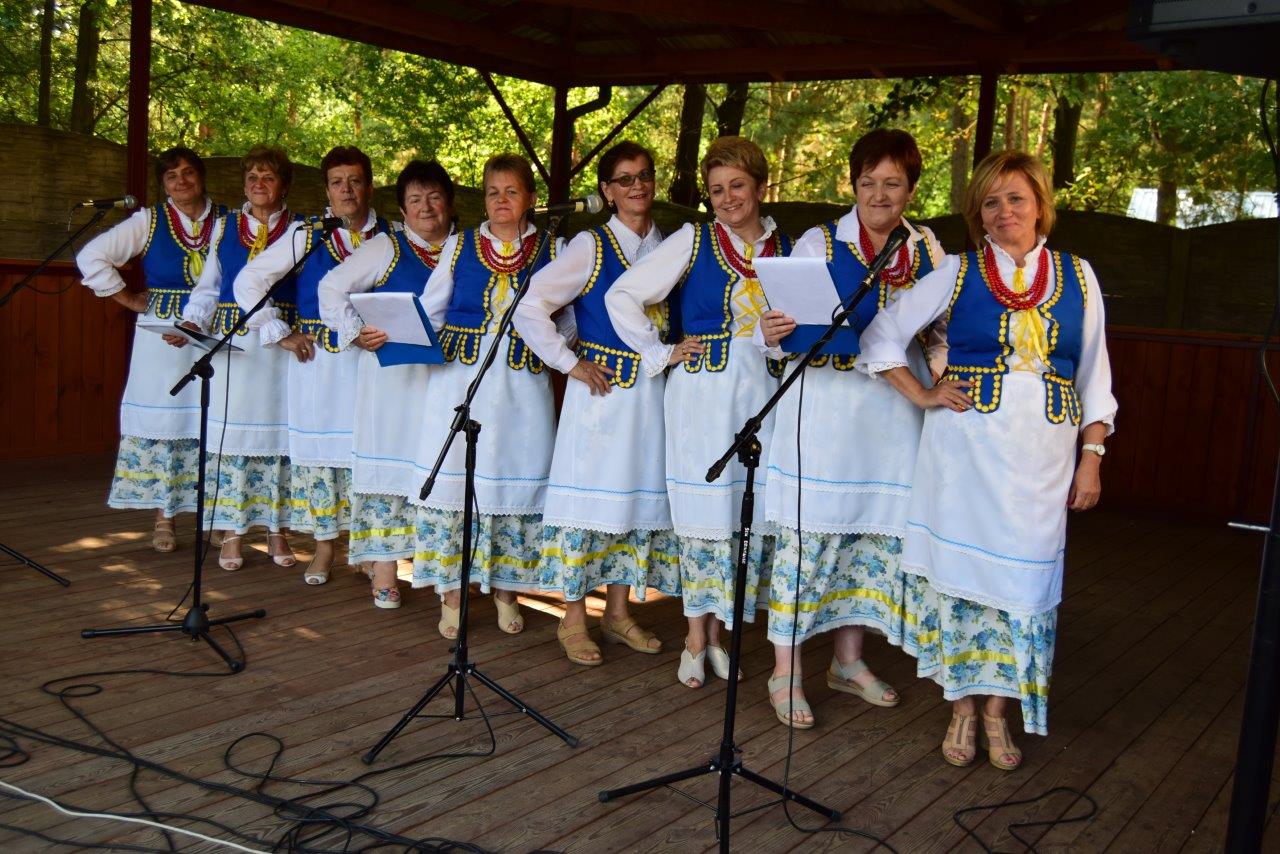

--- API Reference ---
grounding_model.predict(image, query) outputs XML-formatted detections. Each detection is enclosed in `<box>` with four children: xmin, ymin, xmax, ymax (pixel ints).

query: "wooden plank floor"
<box><xmin>1</xmin><ymin>453</ymin><xmax>1278</xmax><ymax>852</ymax></box>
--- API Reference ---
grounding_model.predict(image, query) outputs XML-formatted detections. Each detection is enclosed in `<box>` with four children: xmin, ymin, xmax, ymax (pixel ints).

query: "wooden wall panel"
<box><xmin>0</xmin><ymin>260</ymin><xmax>129</xmax><ymax>459</ymax></box>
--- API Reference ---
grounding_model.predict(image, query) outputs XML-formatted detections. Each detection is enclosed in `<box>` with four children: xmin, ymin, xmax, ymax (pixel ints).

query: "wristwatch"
<box><xmin>1081</xmin><ymin>443</ymin><xmax>1106</xmax><ymax>457</ymax></box>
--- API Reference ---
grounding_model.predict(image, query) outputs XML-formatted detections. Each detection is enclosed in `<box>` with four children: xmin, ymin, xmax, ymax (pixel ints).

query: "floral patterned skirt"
<box><xmin>349</xmin><ymin>492</ymin><xmax>416</xmax><ymax>563</ymax></box>
<box><xmin>287</xmin><ymin>464</ymin><xmax>352</xmax><ymax>541</ymax></box>
<box><xmin>767</xmin><ymin>530</ymin><xmax>907</xmax><ymax>646</ymax></box>
<box><xmin>899</xmin><ymin>572</ymin><xmax>1057</xmax><ymax>735</ymax></box>
<box><xmin>202</xmin><ymin>453</ymin><xmax>290</xmax><ymax>534</ymax></box>
<box><xmin>108</xmin><ymin>436</ymin><xmax>200</xmax><ymax>517</ymax></box>
<box><xmin>411</xmin><ymin>506</ymin><xmax>542</xmax><ymax>593</ymax></box>
<box><xmin>677</xmin><ymin>533</ymin><xmax>773</xmax><ymax>628</ymax></box>
<box><xmin>539</xmin><ymin>526</ymin><xmax>680</xmax><ymax>601</ymax></box>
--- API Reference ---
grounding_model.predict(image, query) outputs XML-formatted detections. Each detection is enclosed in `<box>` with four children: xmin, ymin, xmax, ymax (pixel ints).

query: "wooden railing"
<box><xmin>2</xmin><ymin>258</ymin><xmax>1277</xmax><ymax>522</ymax></box>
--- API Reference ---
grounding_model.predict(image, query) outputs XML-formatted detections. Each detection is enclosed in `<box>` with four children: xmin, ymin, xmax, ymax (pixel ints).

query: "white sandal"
<box><xmin>218</xmin><ymin>535</ymin><xmax>243</xmax><ymax>571</ymax></box>
<box><xmin>706</xmin><ymin>643</ymin><xmax>743</xmax><ymax>682</ymax></box>
<box><xmin>677</xmin><ymin>645</ymin><xmax>706</xmax><ymax>688</ymax></box>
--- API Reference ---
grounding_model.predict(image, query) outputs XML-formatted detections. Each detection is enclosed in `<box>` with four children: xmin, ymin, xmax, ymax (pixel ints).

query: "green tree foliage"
<box><xmin>1</xmin><ymin>0</ymin><xmax>1272</xmax><ymax>223</ymax></box>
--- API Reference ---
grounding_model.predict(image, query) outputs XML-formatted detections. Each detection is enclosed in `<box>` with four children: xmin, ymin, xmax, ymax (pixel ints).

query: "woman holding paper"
<box><xmin>512</xmin><ymin>141</ymin><xmax>677</xmax><ymax>666</ymax></box>
<box><xmin>607</xmin><ymin>136</ymin><xmax>787</xmax><ymax>690</ymax></box>
<box><xmin>318</xmin><ymin>160</ymin><xmax>455</xmax><ymax>609</ymax></box>
<box><xmin>181</xmin><ymin>145</ymin><xmax>300</xmax><ymax>571</ymax></box>
<box><xmin>858</xmin><ymin>150</ymin><xmax>1116</xmax><ymax>768</ymax></box>
<box><xmin>76</xmin><ymin>147</ymin><xmax>221</xmax><ymax>552</ymax></box>
<box><xmin>756</xmin><ymin>129</ymin><xmax>946</xmax><ymax>728</ymax></box>
<box><xmin>410</xmin><ymin>153</ymin><xmax>562</xmax><ymax>638</ymax></box>
<box><xmin>234</xmin><ymin>146</ymin><xmax>390</xmax><ymax>585</ymax></box>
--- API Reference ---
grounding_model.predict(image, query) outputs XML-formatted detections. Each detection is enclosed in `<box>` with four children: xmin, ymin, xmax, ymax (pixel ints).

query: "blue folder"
<box><xmin>373</xmin><ymin>295</ymin><xmax>445</xmax><ymax>367</ymax></box>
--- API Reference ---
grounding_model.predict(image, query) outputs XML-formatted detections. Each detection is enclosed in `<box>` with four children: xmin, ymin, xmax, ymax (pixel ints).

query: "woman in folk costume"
<box><xmin>756</xmin><ymin>129</ymin><xmax>947</xmax><ymax>728</ymax></box>
<box><xmin>512</xmin><ymin>141</ymin><xmax>678</xmax><ymax>666</ymax></box>
<box><xmin>182</xmin><ymin>145</ymin><xmax>300</xmax><ymax>571</ymax></box>
<box><xmin>317</xmin><ymin>160</ymin><xmax>456</xmax><ymax>609</ymax></box>
<box><xmin>859</xmin><ymin>151</ymin><xmax>1116</xmax><ymax>769</ymax></box>
<box><xmin>410</xmin><ymin>154</ymin><xmax>564</xmax><ymax>638</ymax></box>
<box><xmin>76</xmin><ymin>147</ymin><xmax>222</xmax><ymax>552</ymax></box>
<box><xmin>234</xmin><ymin>146</ymin><xmax>389</xmax><ymax>584</ymax></box>
<box><xmin>607</xmin><ymin>136</ymin><xmax>788</xmax><ymax>689</ymax></box>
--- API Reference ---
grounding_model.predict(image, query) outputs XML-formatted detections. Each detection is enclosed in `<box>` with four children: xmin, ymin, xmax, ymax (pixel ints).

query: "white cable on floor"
<box><xmin>0</xmin><ymin>778</ymin><xmax>267</xmax><ymax>853</ymax></box>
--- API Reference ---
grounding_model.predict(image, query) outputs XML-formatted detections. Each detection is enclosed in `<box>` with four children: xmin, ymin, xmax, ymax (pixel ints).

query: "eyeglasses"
<box><xmin>605</xmin><ymin>169</ymin><xmax>656</xmax><ymax>188</ymax></box>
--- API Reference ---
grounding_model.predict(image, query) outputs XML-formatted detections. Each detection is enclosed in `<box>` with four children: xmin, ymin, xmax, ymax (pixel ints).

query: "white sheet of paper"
<box><xmin>752</xmin><ymin>256</ymin><xmax>843</xmax><ymax>325</ymax></box>
<box><xmin>349</xmin><ymin>292</ymin><xmax>432</xmax><ymax>346</ymax></box>
<box><xmin>136</xmin><ymin>320</ymin><xmax>243</xmax><ymax>352</ymax></box>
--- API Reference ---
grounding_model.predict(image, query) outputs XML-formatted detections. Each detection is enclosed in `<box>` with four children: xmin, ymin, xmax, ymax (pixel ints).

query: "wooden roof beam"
<box><xmin>522</xmin><ymin>0</ymin><xmax>987</xmax><ymax>52</ymax></box>
<box><xmin>920</xmin><ymin>0</ymin><xmax>1010</xmax><ymax>33</ymax></box>
<box><xmin>1027</xmin><ymin>0</ymin><xmax>1129</xmax><ymax>45</ymax></box>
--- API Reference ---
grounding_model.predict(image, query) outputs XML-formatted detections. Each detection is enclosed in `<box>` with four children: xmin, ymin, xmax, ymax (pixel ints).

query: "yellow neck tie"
<box><xmin>1012</xmin><ymin>265</ymin><xmax>1049</xmax><ymax>365</ymax></box>
<box><xmin>493</xmin><ymin>241</ymin><xmax>515</xmax><ymax>310</ymax></box>
<box><xmin>732</xmin><ymin>241</ymin><xmax>769</xmax><ymax>338</ymax></box>
<box><xmin>248</xmin><ymin>222</ymin><xmax>269</xmax><ymax>260</ymax></box>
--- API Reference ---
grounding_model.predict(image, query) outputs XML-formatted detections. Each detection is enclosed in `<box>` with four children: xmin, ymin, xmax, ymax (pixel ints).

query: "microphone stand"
<box><xmin>0</xmin><ymin>206</ymin><xmax>112</xmax><ymax>586</ymax></box>
<box><xmin>363</xmin><ymin>212</ymin><xmax>578</xmax><ymax>764</ymax></box>
<box><xmin>598</xmin><ymin>226</ymin><xmax>912</xmax><ymax>851</ymax></box>
<box><xmin>81</xmin><ymin>222</ymin><xmax>337</xmax><ymax>672</ymax></box>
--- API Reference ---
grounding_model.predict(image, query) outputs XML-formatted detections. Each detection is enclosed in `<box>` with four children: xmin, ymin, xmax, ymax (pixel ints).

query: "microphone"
<box><xmin>530</xmin><ymin>194</ymin><xmax>604</xmax><ymax>216</ymax></box>
<box><xmin>301</xmin><ymin>215</ymin><xmax>353</xmax><ymax>232</ymax></box>
<box><xmin>77</xmin><ymin>195</ymin><xmax>138</xmax><ymax>210</ymax></box>
<box><xmin>868</xmin><ymin>224</ymin><xmax>911</xmax><ymax>274</ymax></box>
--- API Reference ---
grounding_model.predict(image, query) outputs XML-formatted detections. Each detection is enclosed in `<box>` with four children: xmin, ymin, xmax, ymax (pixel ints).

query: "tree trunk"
<box><xmin>669</xmin><ymin>83</ymin><xmax>706</xmax><ymax>208</ymax></box>
<box><xmin>715</xmin><ymin>83</ymin><xmax>749</xmax><ymax>137</ymax></box>
<box><xmin>1003</xmin><ymin>85</ymin><xmax>1017</xmax><ymax>150</ymax></box>
<box><xmin>1156</xmin><ymin>177</ymin><xmax>1178</xmax><ymax>225</ymax></box>
<box><xmin>1051</xmin><ymin>94</ymin><xmax>1082</xmax><ymax>190</ymax></box>
<box><xmin>1034</xmin><ymin>101</ymin><xmax>1052</xmax><ymax>159</ymax></box>
<box><xmin>69</xmin><ymin>1</ymin><xmax>101</xmax><ymax>135</ymax></box>
<box><xmin>37</xmin><ymin>0</ymin><xmax>55</xmax><ymax>126</ymax></box>
<box><xmin>949</xmin><ymin>100</ymin><xmax>970</xmax><ymax>214</ymax></box>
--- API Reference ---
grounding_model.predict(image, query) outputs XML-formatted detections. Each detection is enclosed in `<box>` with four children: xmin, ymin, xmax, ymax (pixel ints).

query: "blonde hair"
<box><xmin>700</xmin><ymin>136</ymin><xmax>769</xmax><ymax>189</ymax></box>
<box><xmin>962</xmin><ymin>150</ymin><xmax>1056</xmax><ymax>246</ymax></box>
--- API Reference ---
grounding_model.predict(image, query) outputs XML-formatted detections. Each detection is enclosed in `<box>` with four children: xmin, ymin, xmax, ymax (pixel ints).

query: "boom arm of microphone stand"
<box><xmin>0</xmin><ymin>207</ymin><xmax>111</xmax><ymax>310</ymax></box>
<box><xmin>419</xmin><ymin>213</ymin><xmax>567</xmax><ymax>501</ymax></box>
<box><xmin>170</xmin><ymin>224</ymin><xmax>335</xmax><ymax>397</ymax></box>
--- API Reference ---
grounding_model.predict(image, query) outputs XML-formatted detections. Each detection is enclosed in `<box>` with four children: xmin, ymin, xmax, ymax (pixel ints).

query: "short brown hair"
<box><xmin>241</xmin><ymin>145</ymin><xmax>293</xmax><ymax>192</ymax></box>
<box><xmin>700</xmin><ymin>136</ymin><xmax>768</xmax><ymax>189</ymax></box>
<box><xmin>320</xmin><ymin>145</ymin><xmax>372</xmax><ymax>185</ymax></box>
<box><xmin>597</xmin><ymin>140</ymin><xmax>655</xmax><ymax>188</ymax></box>
<box><xmin>155</xmin><ymin>146</ymin><xmax>205</xmax><ymax>189</ymax></box>
<box><xmin>963</xmin><ymin>150</ymin><xmax>1056</xmax><ymax>245</ymax></box>
<box><xmin>483</xmin><ymin>153</ymin><xmax>536</xmax><ymax>194</ymax></box>
<box><xmin>849</xmin><ymin>129</ymin><xmax>922</xmax><ymax>190</ymax></box>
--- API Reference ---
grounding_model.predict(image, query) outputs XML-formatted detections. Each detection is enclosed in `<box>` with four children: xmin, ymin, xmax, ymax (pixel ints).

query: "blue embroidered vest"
<box><xmin>439</xmin><ymin>227</ymin><xmax>557</xmax><ymax>373</ymax></box>
<box><xmin>944</xmin><ymin>249</ymin><xmax>1088</xmax><ymax>425</ymax></box>
<box><xmin>811</xmin><ymin>219</ymin><xmax>938</xmax><ymax>371</ymax></box>
<box><xmin>210</xmin><ymin>210</ymin><xmax>302</xmax><ymax>336</ymax></box>
<box><xmin>296</xmin><ymin>216</ymin><xmax>391</xmax><ymax>352</ymax></box>
<box><xmin>141</xmin><ymin>202</ymin><xmax>225</xmax><ymax>318</ymax></box>
<box><xmin>573</xmin><ymin>225</ymin><xmax>665</xmax><ymax>390</ymax></box>
<box><xmin>671</xmin><ymin>222</ymin><xmax>792</xmax><ymax>375</ymax></box>
<box><xmin>374</xmin><ymin>229</ymin><xmax>440</xmax><ymax>295</ymax></box>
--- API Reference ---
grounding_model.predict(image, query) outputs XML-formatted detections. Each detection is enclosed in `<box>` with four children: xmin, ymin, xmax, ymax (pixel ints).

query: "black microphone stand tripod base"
<box><xmin>79</xmin><ymin>219</ymin><xmax>337</xmax><ymax>670</ymax></box>
<box><xmin>363</xmin><ymin>214</ymin><xmax>577</xmax><ymax>764</ymax></box>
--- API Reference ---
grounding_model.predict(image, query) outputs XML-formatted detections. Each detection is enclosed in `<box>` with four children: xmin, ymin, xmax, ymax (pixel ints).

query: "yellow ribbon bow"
<box><xmin>491</xmin><ymin>241</ymin><xmax>516</xmax><ymax>312</ymax></box>
<box><xmin>731</xmin><ymin>242</ymin><xmax>769</xmax><ymax>338</ymax></box>
<box><xmin>247</xmin><ymin>222</ymin><xmax>269</xmax><ymax>260</ymax></box>
<box><xmin>1010</xmin><ymin>265</ymin><xmax>1049</xmax><ymax>366</ymax></box>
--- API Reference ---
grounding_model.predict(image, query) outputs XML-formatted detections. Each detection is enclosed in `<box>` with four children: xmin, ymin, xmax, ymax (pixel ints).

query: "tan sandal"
<box><xmin>557</xmin><ymin>621</ymin><xmax>603</xmax><ymax>666</ymax></box>
<box><xmin>767</xmin><ymin>674</ymin><xmax>815</xmax><ymax>729</ymax></box>
<box><xmin>494</xmin><ymin>593</ymin><xmax>523</xmax><ymax>634</ymax></box>
<box><xmin>218</xmin><ymin>535</ymin><xmax>243</xmax><ymax>571</ymax></box>
<box><xmin>979</xmin><ymin>713</ymin><xmax>1023</xmax><ymax>771</ymax></box>
<box><xmin>152</xmin><ymin>518</ymin><xmax>177</xmax><ymax>553</ymax></box>
<box><xmin>601</xmin><ymin>615</ymin><xmax>661</xmax><ymax>654</ymax></box>
<box><xmin>941</xmin><ymin>710</ymin><xmax>978</xmax><ymax>767</ymax></box>
<box><xmin>438</xmin><ymin>601</ymin><xmax>460</xmax><ymax>639</ymax></box>
<box><xmin>266</xmin><ymin>532</ymin><xmax>296</xmax><ymax>567</ymax></box>
<box><xmin>826</xmin><ymin>658</ymin><xmax>899</xmax><ymax>707</ymax></box>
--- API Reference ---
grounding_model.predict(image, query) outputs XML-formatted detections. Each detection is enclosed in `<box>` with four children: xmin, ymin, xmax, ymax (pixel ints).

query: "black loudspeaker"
<box><xmin>1128</xmin><ymin>0</ymin><xmax>1280</xmax><ymax>78</ymax></box>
